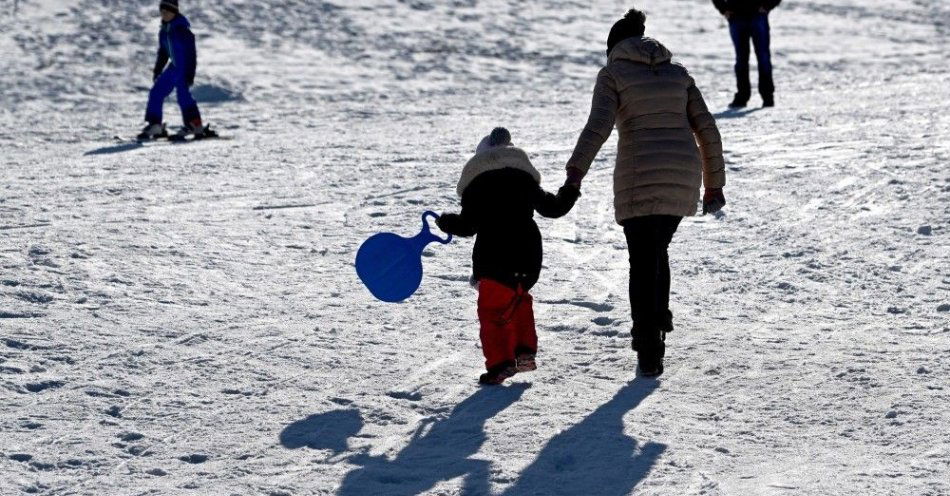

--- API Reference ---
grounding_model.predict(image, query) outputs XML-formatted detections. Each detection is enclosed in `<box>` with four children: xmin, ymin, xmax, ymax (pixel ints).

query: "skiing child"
<box><xmin>137</xmin><ymin>0</ymin><xmax>209</xmax><ymax>141</ymax></box>
<box><xmin>437</xmin><ymin>128</ymin><xmax>580</xmax><ymax>385</ymax></box>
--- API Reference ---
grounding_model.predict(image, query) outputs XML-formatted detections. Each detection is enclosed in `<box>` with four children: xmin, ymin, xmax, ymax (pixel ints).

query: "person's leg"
<box><xmin>145</xmin><ymin>69</ymin><xmax>177</xmax><ymax>124</ymax></box>
<box><xmin>625</xmin><ymin>216</ymin><xmax>675</xmax><ymax>376</ymax></box>
<box><xmin>477</xmin><ymin>279</ymin><xmax>518</xmax><ymax>375</ymax></box>
<box><xmin>512</xmin><ymin>289</ymin><xmax>537</xmax><ymax>371</ymax></box>
<box><xmin>655</xmin><ymin>216</ymin><xmax>683</xmax><ymax>333</ymax></box>
<box><xmin>175</xmin><ymin>75</ymin><xmax>202</xmax><ymax>127</ymax></box>
<box><xmin>729</xmin><ymin>19</ymin><xmax>753</xmax><ymax>104</ymax></box>
<box><xmin>751</xmin><ymin>14</ymin><xmax>775</xmax><ymax>102</ymax></box>
<box><xmin>513</xmin><ymin>291</ymin><xmax>536</xmax><ymax>355</ymax></box>
<box><xmin>624</xmin><ymin>217</ymin><xmax>661</xmax><ymax>341</ymax></box>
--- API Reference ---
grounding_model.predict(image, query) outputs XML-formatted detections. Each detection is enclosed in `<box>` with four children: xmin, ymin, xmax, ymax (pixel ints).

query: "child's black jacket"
<box><xmin>438</xmin><ymin>168</ymin><xmax>579</xmax><ymax>291</ymax></box>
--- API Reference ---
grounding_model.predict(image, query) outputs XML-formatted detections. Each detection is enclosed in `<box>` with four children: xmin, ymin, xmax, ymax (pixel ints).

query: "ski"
<box><xmin>113</xmin><ymin>125</ymin><xmax>224</xmax><ymax>144</ymax></box>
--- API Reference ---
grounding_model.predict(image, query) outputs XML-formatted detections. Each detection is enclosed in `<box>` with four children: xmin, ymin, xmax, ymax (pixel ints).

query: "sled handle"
<box><xmin>421</xmin><ymin>211</ymin><xmax>452</xmax><ymax>245</ymax></box>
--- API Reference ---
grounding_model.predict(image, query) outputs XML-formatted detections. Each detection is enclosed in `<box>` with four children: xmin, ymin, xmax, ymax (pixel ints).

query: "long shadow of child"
<box><xmin>336</xmin><ymin>384</ymin><xmax>529</xmax><ymax>496</ymax></box>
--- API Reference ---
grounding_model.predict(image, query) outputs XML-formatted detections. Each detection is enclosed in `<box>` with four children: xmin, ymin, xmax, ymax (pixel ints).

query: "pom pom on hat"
<box><xmin>475</xmin><ymin>127</ymin><xmax>512</xmax><ymax>154</ymax></box>
<box><xmin>607</xmin><ymin>8</ymin><xmax>646</xmax><ymax>56</ymax></box>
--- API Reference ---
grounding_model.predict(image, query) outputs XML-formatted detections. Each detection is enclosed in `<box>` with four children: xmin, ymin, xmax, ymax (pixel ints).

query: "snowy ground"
<box><xmin>2</xmin><ymin>0</ymin><xmax>949</xmax><ymax>494</ymax></box>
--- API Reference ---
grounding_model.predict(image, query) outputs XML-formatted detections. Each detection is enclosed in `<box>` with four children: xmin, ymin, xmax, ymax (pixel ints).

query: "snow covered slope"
<box><xmin>1</xmin><ymin>0</ymin><xmax>948</xmax><ymax>494</ymax></box>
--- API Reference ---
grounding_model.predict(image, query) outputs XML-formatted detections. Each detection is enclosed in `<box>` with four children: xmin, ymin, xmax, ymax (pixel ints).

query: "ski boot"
<box><xmin>170</xmin><ymin>121</ymin><xmax>205</xmax><ymax>142</ymax></box>
<box><xmin>137</xmin><ymin>122</ymin><xmax>167</xmax><ymax>141</ymax></box>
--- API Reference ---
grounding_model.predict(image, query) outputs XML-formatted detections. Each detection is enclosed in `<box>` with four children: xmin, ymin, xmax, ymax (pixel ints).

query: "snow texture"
<box><xmin>1</xmin><ymin>0</ymin><xmax>949</xmax><ymax>495</ymax></box>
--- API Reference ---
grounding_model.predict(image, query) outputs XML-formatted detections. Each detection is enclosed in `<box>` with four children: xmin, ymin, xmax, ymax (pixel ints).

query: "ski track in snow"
<box><xmin>1</xmin><ymin>0</ymin><xmax>949</xmax><ymax>495</ymax></box>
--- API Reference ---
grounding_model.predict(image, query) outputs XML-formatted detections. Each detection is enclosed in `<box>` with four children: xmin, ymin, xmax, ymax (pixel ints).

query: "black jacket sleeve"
<box><xmin>763</xmin><ymin>0</ymin><xmax>781</xmax><ymax>11</ymax></box>
<box><xmin>534</xmin><ymin>185</ymin><xmax>581</xmax><ymax>219</ymax></box>
<box><xmin>153</xmin><ymin>41</ymin><xmax>169</xmax><ymax>79</ymax></box>
<box><xmin>436</xmin><ymin>213</ymin><xmax>477</xmax><ymax>237</ymax></box>
<box><xmin>712</xmin><ymin>0</ymin><xmax>728</xmax><ymax>14</ymax></box>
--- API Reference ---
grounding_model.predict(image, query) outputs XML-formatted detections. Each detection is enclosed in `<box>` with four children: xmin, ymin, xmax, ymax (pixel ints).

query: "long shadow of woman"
<box><xmin>336</xmin><ymin>384</ymin><xmax>529</xmax><ymax>496</ymax></box>
<box><xmin>501</xmin><ymin>379</ymin><xmax>665</xmax><ymax>496</ymax></box>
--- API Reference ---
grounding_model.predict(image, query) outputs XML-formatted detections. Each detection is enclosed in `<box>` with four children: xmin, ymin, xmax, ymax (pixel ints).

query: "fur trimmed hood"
<box><xmin>608</xmin><ymin>37</ymin><xmax>673</xmax><ymax>66</ymax></box>
<box><xmin>457</xmin><ymin>146</ymin><xmax>541</xmax><ymax>197</ymax></box>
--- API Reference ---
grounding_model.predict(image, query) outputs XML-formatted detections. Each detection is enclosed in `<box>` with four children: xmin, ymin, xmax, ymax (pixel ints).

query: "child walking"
<box><xmin>437</xmin><ymin>128</ymin><xmax>580</xmax><ymax>385</ymax></box>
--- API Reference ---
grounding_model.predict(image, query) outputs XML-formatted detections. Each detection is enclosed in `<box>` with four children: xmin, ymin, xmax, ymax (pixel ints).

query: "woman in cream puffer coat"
<box><xmin>564</xmin><ymin>8</ymin><xmax>727</xmax><ymax>377</ymax></box>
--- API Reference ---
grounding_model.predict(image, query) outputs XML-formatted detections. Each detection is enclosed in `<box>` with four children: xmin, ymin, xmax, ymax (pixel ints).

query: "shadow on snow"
<box><xmin>713</xmin><ymin>107</ymin><xmax>763</xmax><ymax>119</ymax></box>
<box><xmin>500</xmin><ymin>378</ymin><xmax>665</xmax><ymax>496</ymax></box>
<box><xmin>335</xmin><ymin>384</ymin><xmax>529</xmax><ymax>496</ymax></box>
<box><xmin>83</xmin><ymin>142</ymin><xmax>143</xmax><ymax>156</ymax></box>
<box><xmin>279</xmin><ymin>379</ymin><xmax>663</xmax><ymax>496</ymax></box>
<box><xmin>280</xmin><ymin>409</ymin><xmax>364</xmax><ymax>453</ymax></box>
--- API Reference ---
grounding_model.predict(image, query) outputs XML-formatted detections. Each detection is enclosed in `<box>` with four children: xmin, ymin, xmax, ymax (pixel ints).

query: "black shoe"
<box><xmin>762</xmin><ymin>95</ymin><xmax>775</xmax><ymax>108</ymax></box>
<box><xmin>728</xmin><ymin>95</ymin><xmax>748</xmax><ymax>109</ymax></box>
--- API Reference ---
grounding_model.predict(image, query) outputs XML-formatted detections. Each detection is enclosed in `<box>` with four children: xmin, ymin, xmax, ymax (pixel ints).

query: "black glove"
<box><xmin>436</xmin><ymin>213</ymin><xmax>476</xmax><ymax>237</ymax></box>
<box><xmin>702</xmin><ymin>188</ymin><xmax>726</xmax><ymax>215</ymax></box>
<box><xmin>435</xmin><ymin>214</ymin><xmax>452</xmax><ymax>232</ymax></box>
<box><xmin>436</xmin><ymin>213</ymin><xmax>464</xmax><ymax>234</ymax></box>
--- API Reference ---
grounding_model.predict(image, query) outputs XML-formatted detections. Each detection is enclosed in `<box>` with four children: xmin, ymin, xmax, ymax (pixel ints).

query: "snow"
<box><xmin>1</xmin><ymin>0</ymin><xmax>949</xmax><ymax>495</ymax></box>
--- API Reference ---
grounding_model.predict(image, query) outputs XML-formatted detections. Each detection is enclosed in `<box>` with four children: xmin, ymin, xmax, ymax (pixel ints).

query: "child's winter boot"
<box><xmin>479</xmin><ymin>363</ymin><xmax>517</xmax><ymax>385</ymax></box>
<box><xmin>515</xmin><ymin>350</ymin><xmax>537</xmax><ymax>373</ymax></box>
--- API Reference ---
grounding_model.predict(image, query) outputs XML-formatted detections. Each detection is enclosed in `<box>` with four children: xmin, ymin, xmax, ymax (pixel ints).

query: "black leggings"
<box><xmin>622</xmin><ymin>215</ymin><xmax>682</xmax><ymax>338</ymax></box>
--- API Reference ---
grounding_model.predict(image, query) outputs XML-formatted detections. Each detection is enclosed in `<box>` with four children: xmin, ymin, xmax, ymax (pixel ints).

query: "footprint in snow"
<box><xmin>24</xmin><ymin>381</ymin><xmax>65</xmax><ymax>393</ymax></box>
<box><xmin>179</xmin><ymin>454</ymin><xmax>209</xmax><ymax>464</ymax></box>
<box><xmin>387</xmin><ymin>391</ymin><xmax>422</xmax><ymax>401</ymax></box>
<box><xmin>543</xmin><ymin>299</ymin><xmax>615</xmax><ymax>313</ymax></box>
<box><xmin>592</xmin><ymin>316</ymin><xmax>615</xmax><ymax>326</ymax></box>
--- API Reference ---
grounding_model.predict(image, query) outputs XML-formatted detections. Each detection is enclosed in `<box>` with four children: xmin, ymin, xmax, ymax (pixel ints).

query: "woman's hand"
<box><xmin>565</xmin><ymin>167</ymin><xmax>585</xmax><ymax>189</ymax></box>
<box><xmin>702</xmin><ymin>188</ymin><xmax>727</xmax><ymax>215</ymax></box>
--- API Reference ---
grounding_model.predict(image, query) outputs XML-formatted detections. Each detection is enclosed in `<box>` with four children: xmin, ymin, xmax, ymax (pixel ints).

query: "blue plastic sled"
<box><xmin>355</xmin><ymin>211</ymin><xmax>453</xmax><ymax>303</ymax></box>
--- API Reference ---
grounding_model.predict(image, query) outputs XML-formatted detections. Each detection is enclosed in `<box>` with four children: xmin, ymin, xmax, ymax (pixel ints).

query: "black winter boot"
<box><xmin>632</xmin><ymin>325</ymin><xmax>666</xmax><ymax>377</ymax></box>
<box><xmin>762</xmin><ymin>94</ymin><xmax>775</xmax><ymax>107</ymax></box>
<box><xmin>728</xmin><ymin>94</ymin><xmax>748</xmax><ymax>109</ymax></box>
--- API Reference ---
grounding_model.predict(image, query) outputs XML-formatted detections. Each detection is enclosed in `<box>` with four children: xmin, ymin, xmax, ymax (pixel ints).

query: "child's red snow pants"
<box><xmin>477</xmin><ymin>278</ymin><xmax>537</xmax><ymax>371</ymax></box>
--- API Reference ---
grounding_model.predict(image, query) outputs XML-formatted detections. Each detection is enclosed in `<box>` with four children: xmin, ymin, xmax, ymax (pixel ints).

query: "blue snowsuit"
<box><xmin>146</xmin><ymin>14</ymin><xmax>200</xmax><ymax>125</ymax></box>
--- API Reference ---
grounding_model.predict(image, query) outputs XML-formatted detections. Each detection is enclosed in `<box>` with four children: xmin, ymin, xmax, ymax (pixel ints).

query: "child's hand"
<box><xmin>557</xmin><ymin>184</ymin><xmax>581</xmax><ymax>205</ymax></box>
<box><xmin>436</xmin><ymin>213</ymin><xmax>476</xmax><ymax>237</ymax></box>
<box><xmin>435</xmin><ymin>214</ymin><xmax>453</xmax><ymax>232</ymax></box>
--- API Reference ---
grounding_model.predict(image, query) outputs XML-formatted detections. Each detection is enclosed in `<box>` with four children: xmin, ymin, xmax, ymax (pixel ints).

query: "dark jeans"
<box><xmin>729</xmin><ymin>14</ymin><xmax>774</xmax><ymax>101</ymax></box>
<box><xmin>622</xmin><ymin>215</ymin><xmax>682</xmax><ymax>341</ymax></box>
